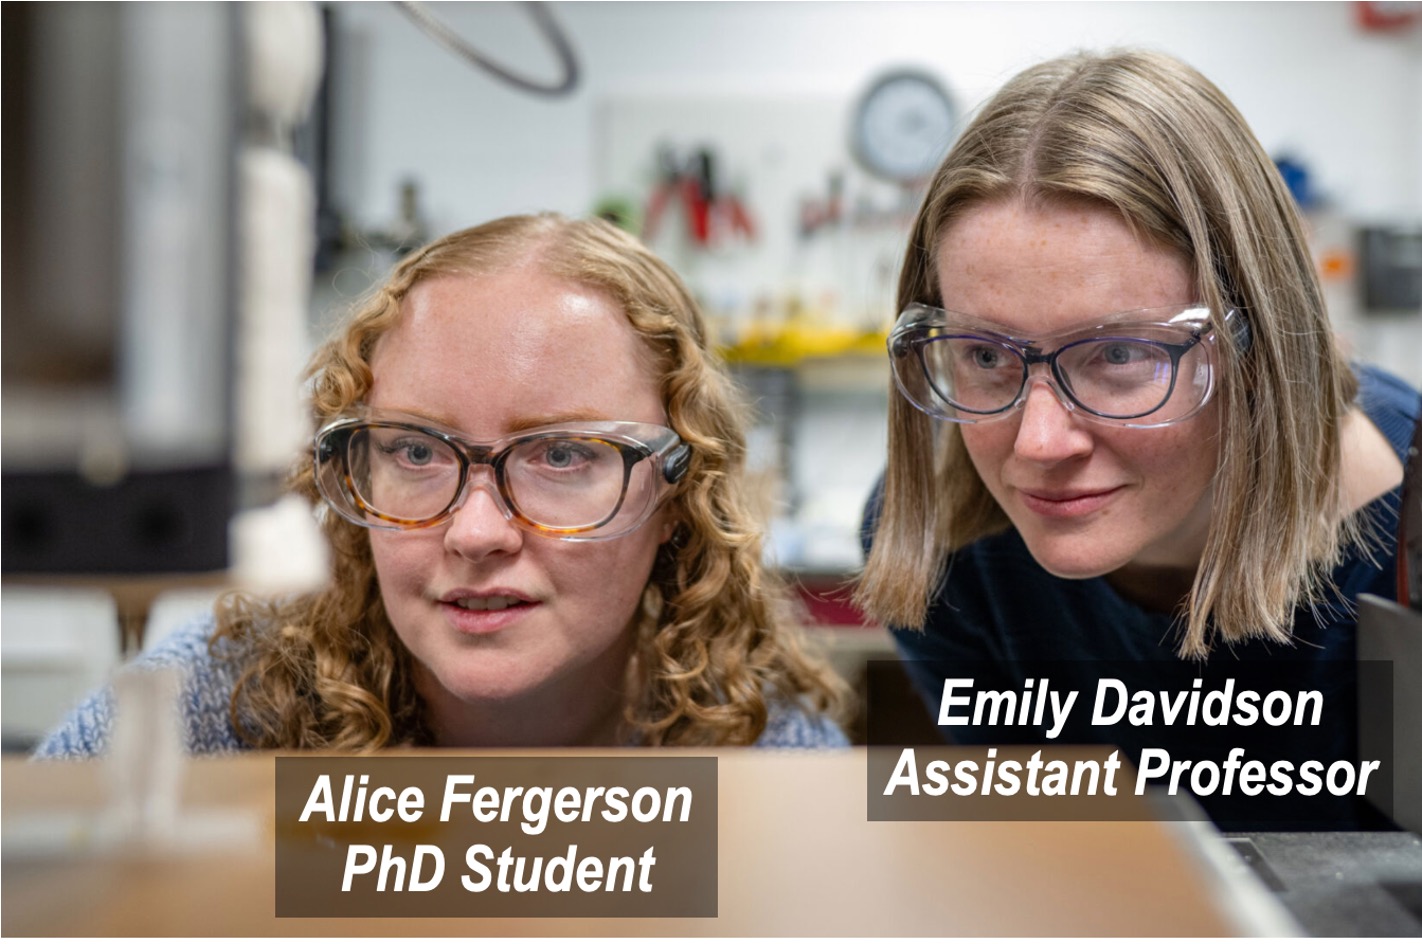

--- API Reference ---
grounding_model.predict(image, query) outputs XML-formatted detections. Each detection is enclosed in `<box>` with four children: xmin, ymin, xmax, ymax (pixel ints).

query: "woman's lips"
<box><xmin>438</xmin><ymin>596</ymin><xmax>539</xmax><ymax>635</ymax></box>
<box><xmin>1016</xmin><ymin>487</ymin><xmax>1123</xmax><ymax>519</ymax></box>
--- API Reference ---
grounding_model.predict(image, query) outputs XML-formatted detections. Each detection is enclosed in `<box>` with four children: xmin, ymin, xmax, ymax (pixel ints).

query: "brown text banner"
<box><xmin>274</xmin><ymin>755</ymin><xmax>717</xmax><ymax>917</ymax></box>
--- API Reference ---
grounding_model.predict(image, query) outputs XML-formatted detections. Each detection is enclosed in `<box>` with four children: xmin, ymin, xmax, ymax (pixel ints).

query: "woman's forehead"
<box><xmin>366</xmin><ymin>270</ymin><xmax>665</xmax><ymax>434</ymax></box>
<box><xmin>383</xmin><ymin>271</ymin><xmax>637</xmax><ymax>360</ymax></box>
<box><xmin>934</xmin><ymin>201</ymin><xmax>1195</xmax><ymax>335</ymax></box>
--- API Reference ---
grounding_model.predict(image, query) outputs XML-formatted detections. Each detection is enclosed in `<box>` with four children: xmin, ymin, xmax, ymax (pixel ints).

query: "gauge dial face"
<box><xmin>852</xmin><ymin>70</ymin><xmax>957</xmax><ymax>184</ymax></box>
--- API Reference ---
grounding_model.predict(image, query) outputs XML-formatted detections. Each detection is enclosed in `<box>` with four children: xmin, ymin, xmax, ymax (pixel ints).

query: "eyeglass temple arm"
<box><xmin>662</xmin><ymin>443</ymin><xmax>691</xmax><ymax>484</ymax></box>
<box><xmin>1225</xmin><ymin>310</ymin><xmax>1252</xmax><ymax>354</ymax></box>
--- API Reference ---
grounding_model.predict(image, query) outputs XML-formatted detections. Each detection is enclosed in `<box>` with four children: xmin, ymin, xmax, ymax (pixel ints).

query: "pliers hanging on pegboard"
<box><xmin>644</xmin><ymin>146</ymin><xmax>709</xmax><ymax>244</ymax></box>
<box><xmin>643</xmin><ymin>147</ymin><xmax>755</xmax><ymax>247</ymax></box>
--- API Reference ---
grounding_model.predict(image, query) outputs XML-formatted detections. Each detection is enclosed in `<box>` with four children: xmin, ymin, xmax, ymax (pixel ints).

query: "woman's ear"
<box><xmin>650</xmin><ymin>519</ymin><xmax>688</xmax><ymax>586</ymax></box>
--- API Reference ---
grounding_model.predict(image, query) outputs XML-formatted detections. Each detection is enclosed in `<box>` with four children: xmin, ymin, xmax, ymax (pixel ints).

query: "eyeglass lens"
<box><xmin>920</xmin><ymin>335</ymin><xmax>1180</xmax><ymax>417</ymax></box>
<box><xmin>905</xmin><ymin>330</ymin><xmax>1210</xmax><ymax>422</ymax></box>
<box><xmin>346</xmin><ymin>425</ymin><xmax>644</xmax><ymax>530</ymax></box>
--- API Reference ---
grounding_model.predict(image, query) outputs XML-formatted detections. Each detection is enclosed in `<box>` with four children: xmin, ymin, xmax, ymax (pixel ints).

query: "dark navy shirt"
<box><xmin>865</xmin><ymin>364</ymin><xmax>1420</xmax><ymax>829</ymax></box>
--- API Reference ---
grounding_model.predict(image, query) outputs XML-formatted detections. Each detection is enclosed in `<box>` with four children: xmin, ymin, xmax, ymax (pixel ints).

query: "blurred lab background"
<box><xmin>4</xmin><ymin>1</ymin><xmax>1420</xmax><ymax>749</ymax></box>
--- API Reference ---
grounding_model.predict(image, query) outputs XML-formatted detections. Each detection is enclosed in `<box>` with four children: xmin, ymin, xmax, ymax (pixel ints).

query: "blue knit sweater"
<box><xmin>34</xmin><ymin>615</ymin><xmax>849</xmax><ymax>757</ymax></box>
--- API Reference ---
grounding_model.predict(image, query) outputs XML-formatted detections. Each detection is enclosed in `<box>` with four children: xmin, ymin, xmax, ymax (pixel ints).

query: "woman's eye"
<box><xmin>968</xmin><ymin>345</ymin><xmax>1006</xmax><ymax>369</ymax></box>
<box><xmin>1101</xmin><ymin>343</ymin><xmax>1137</xmax><ymax>365</ymax></box>
<box><xmin>539</xmin><ymin>440</ymin><xmax>595</xmax><ymax>469</ymax></box>
<box><xmin>381</xmin><ymin>438</ymin><xmax>440</xmax><ymax>467</ymax></box>
<box><xmin>1087</xmin><ymin>340</ymin><xmax>1164</xmax><ymax>370</ymax></box>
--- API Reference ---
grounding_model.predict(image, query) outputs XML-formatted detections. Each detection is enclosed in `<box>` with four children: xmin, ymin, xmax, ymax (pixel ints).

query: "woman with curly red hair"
<box><xmin>40</xmin><ymin>214</ymin><xmax>848</xmax><ymax>754</ymax></box>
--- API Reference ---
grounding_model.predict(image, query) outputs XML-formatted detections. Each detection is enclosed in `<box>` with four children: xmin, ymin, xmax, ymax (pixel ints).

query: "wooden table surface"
<box><xmin>2</xmin><ymin>749</ymin><xmax>1294</xmax><ymax>936</ymax></box>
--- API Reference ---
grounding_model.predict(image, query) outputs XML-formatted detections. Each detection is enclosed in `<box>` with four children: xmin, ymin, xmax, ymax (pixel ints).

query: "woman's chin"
<box><xmin>420</xmin><ymin>663</ymin><xmax>546</xmax><ymax>709</ymax></box>
<box><xmin>1019</xmin><ymin>536</ymin><xmax>1127</xmax><ymax>581</ymax></box>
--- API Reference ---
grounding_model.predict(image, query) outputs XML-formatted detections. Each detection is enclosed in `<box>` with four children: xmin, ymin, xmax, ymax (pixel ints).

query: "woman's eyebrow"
<box><xmin>370</xmin><ymin>406</ymin><xmax>460</xmax><ymax>429</ymax></box>
<box><xmin>425</xmin><ymin>412</ymin><xmax>469</xmax><ymax>428</ymax></box>
<box><xmin>954</xmin><ymin>313</ymin><xmax>1016</xmax><ymax>333</ymax></box>
<box><xmin>952</xmin><ymin>307</ymin><xmax>1183</xmax><ymax>336</ymax></box>
<box><xmin>369</xmin><ymin>408</ymin><xmax>627</xmax><ymax>439</ymax></box>
<box><xmin>504</xmin><ymin>411</ymin><xmax>616</xmax><ymax>433</ymax></box>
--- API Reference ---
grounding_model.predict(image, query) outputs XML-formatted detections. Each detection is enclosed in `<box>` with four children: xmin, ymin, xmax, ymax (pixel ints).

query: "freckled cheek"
<box><xmin>565</xmin><ymin>544</ymin><xmax>652</xmax><ymax>608</ymax></box>
<box><xmin>561</xmin><ymin>537</ymin><xmax>660</xmax><ymax>627</ymax></box>
<box><xmin>368</xmin><ymin>533</ymin><xmax>436</xmax><ymax>593</ymax></box>
<box><xmin>959</xmin><ymin>427</ymin><xmax>1014</xmax><ymax>486</ymax></box>
<box><xmin>1153</xmin><ymin>400</ymin><xmax>1221</xmax><ymax>482</ymax></box>
<box><xmin>1114</xmin><ymin>428</ymin><xmax>1213</xmax><ymax>502</ymax></box>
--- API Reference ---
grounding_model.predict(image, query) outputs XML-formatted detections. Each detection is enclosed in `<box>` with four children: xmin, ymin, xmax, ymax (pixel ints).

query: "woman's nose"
<box><xmin>442</xmin><ymin>472</ymin><xmax>524</xmax><ymax>561</ymax></box>
<box><xmin>1012</xmin><ymin>379</ymin><xmax>1095</xmax><ymax>463</ymax></box>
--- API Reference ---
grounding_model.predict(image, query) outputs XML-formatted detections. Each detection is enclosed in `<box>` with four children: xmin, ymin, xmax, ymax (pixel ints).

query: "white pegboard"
<box><xmin>595</xmin><ymin>92</ymin><xmax>927</xmax><ymax>334</ymax></box>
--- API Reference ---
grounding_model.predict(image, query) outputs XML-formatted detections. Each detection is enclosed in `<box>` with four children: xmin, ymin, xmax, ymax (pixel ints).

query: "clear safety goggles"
<box><xmin>888</xmin><ymin>303</ymin><xmax>1247</xmax><ymax>428</ymax></box>
<box><xmin>314</xmin><ymin>411</ymin><xmax>691</xmax><ymax>540</ymax></box>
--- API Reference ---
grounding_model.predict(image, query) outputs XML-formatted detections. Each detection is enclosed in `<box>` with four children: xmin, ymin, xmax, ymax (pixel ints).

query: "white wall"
<box><xmin>324</xmin><ymin>1</ymin><xmax>1422</xmax><ymax>379</ymax></box>
<box><xmin>328</xmin><ymin>1</ymin><xmax>1422</xmax><ymax>232</ymax></box>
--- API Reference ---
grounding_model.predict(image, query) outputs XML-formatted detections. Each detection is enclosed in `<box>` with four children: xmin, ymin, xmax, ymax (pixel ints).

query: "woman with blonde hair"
<box><xmin>858</xmin><ymin>50</ymin><xmax>1417</xmax><ymax>826</ymax></box>
<box><xmin>40</xmin><ymin>213</ymin><xmax>848</xmax><ymax>754</ymax></box>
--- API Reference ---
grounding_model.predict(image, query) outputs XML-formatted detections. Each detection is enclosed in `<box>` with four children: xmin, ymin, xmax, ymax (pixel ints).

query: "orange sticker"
<box><xmin>1319</xmin><ymin>251</ymin><xmax>1354</xmax><ymax>280</ymax></box>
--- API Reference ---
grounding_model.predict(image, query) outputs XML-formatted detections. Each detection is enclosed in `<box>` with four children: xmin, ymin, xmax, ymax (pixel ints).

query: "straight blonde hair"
<box><xmin>857</xmin><ymin>50</ymin><xmax>1359</xmax><ymax>658</ymax></box>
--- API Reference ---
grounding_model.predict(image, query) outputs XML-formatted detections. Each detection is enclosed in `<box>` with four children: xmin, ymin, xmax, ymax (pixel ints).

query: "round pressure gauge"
<box><xmin>850</xmin><ymin>68</ymin><xmax>958</xmax><ymax>184</ymax></box>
